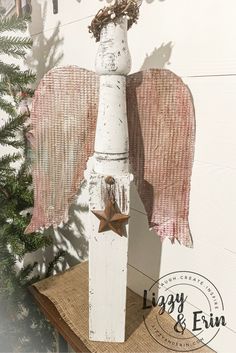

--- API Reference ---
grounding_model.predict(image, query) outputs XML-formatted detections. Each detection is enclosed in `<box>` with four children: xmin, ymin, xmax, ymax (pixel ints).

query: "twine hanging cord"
<box><xmin>88</xmin><ymin>0</ymin><xmax>140</xmax><ymax>42</ymax></box>
<box><xmin>105</xmin><ymin>176</ymin><xmax>116</xmax><ymax>204</ymax></box>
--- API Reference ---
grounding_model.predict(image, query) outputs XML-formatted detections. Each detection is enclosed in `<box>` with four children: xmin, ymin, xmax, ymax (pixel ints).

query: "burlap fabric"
<box><xmin>33</xmin><ymin>262</ymin><xmax>214</xmax><ymax>353</ymax></box>
<box><xmin>26</xmin><ymin>67</ymin><xmax>195</xmax><ymax>247</ymax></box>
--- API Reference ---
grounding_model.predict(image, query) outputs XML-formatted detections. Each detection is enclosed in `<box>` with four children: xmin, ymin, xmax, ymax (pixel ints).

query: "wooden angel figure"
<box><xmin>25</xmin><ymin>0</ymin><xmax>195</xmax><ymax>342</ymax></box>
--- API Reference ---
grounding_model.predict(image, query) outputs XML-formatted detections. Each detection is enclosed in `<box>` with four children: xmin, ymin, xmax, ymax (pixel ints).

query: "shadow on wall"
<box><xmin>127</xmin><ymin>66</ymin><xmax>162</xmax><ymax>298</ymax></box>
<box><xmin>141</xmin><ymin>41</ymin><xmax>173</xmax><ymax>71</ymax></box>
<box><xmin>23</xmin><ymin>182</ymin><xmax>89</xmax><ymax>276</ymax></box>
<box><xmin>26</xmin><ymin>0</ymin><xmax>63</xmax><ymax>86</ymax></box>
<box><xmin>56</xmin><ymin>182</ymin><xmax>89</xmax><ymax>268</ymax></box>
<box><xmin>128</xmin><ymin>183</ymin><xmax>163</xmax><ymax>298</ymax></box>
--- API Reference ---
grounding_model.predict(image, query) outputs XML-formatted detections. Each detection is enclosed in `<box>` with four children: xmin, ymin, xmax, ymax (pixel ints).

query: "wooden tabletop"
<box><xmin>29</xmin><ymin>261</ymin><xmax>216</xmax><ymax>353</ymax></box>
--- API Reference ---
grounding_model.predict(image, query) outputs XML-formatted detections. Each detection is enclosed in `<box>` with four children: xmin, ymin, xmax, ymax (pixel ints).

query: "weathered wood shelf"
<box><xmin>29</xmin><ymin>261</ymin><xmax>215</xmax><ymax>353</ymax></box>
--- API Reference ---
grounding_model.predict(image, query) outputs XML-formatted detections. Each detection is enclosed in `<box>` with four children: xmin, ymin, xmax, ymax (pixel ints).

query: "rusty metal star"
<box><xmin>92</xmin><ymin>199</ymin><xmax>129</xmax><ymax>236</ymax></box>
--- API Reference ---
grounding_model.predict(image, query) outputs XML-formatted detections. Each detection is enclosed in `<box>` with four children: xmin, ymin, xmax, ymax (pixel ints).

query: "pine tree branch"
<box><xmin>0</xmin><ymin>153</ymin><xmax>21</xmax><ymax>170</ymax></box>
<box><xmin>0</xmin><ymin>138</ymin><xmax>24</xmax><ymax>148</ymax></box>
<box><xmin>45</xmin><ymin>250</ymin><xmax>66</xmax><ymax>278</ymax></box>
<box><xmin>0</xmin><ymin>97</ymin><xmax>16</xmax><ymax>116</ymax></box>
<box><xmin>17</xmin><ymin>262</ymin><xmax>38</xmax><ymax>285</ymax></box>
<box><xmin>0</xmin><ymin>36</ymin><xmax>33</xmax><ymax>49</ymax></box>
<box><xmin>0</xmin><ymin>48</ymin><xmax>26</xmax><ymax>58</ymax></box>
<box><xmin>0</xmin><ymin>81</ymin><xmax>10</xmax><ymax>95</ymax></box>
<box><xmin>0</xmin><ymin>15</ymin><xmax>56</xmax><ymax>352</ymax></box>
<box><xmin>0</xmin><ymin>114</ymin><xmax>26</xmax><ymax>147</ymax></box>
<box><xmin>0</xmin><ymin>60</ymin><xmax>20</xmax><ymax>74</ymax></box>
<box><xmin>0</xmin><ymin>61</ymin><xmax>35</xmax><ymax>86</ymax></box>
<box><xmin>0</xmin><ymin>15</ymin><xmax>31</xmax><ymax>33</ymax></box>
<box><xmin>0</xmin><ymin>36</ymin><xmax>32</xmax><ymax>57</ymax></box>
<box><xmin>0</xmin><ymin>186</ymin><xmax>9</xmax><ymax>198</ymax></box>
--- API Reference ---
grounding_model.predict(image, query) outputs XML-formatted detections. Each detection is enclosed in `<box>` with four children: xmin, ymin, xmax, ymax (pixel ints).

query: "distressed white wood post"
<box><xmin>86</xmin><ymin>16</ymin><xmax>132</xmax><ymax>342</ymax></box>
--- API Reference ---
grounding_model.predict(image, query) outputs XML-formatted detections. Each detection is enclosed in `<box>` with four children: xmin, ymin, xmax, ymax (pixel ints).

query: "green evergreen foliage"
<box><xmin>0</xmin><ymin>15</ymin><xmax>31</xmax><ymax>33</ymax></box>
<box><xmin>0</xmin><ymin>14</ymin><xmax>65</xmax><ymax>352</ymax></box>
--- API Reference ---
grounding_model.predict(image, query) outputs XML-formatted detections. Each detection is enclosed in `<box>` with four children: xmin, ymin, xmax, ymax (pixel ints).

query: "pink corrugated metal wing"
<box><xmin>25</xmin><ymin>66</ymin><xmax>99</xmax><ymax>233</ymax></box>
<box><xmin>127</xmin><ymin>69</ymin><xmax>195</xmax><ymax>247</ymax></box>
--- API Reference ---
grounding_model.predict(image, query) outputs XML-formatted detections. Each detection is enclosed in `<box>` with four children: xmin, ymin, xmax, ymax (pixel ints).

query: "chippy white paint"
<box><xmin>94</xmin><ymin>18</ymin><xmax>131</xmax><ymax>175</ymax></box>
<box><xmin>87</xmin><ymin>16</ymin><xmax>132</xmax><ymax>342</ymax></box>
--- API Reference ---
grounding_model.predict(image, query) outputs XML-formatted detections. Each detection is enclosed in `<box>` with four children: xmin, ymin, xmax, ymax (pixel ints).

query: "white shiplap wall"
<box><xmin>23</xmin><ymin>1</ymin><xmax>236</xmax><ymax>352</ymax></box>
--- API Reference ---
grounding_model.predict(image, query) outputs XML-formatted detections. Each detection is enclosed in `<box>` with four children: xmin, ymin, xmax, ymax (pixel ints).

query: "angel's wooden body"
<box><xmin>25</xmin><ymin>8</ymin><xmax>195</xmax><ymax>342</ymax></box>
<box><xmin>87</xmin><ymin>17</ymin><xmax>132</xmax><ymax>342</ymax></box>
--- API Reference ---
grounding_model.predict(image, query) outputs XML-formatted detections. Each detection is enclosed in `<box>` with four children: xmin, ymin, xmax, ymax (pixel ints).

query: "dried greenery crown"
<box><xmin>89</xmin><ymin>0</ymin><xmax>140</xmax><ymax>42</ymax></box>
